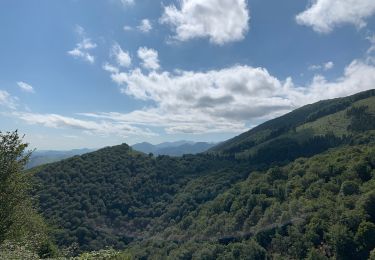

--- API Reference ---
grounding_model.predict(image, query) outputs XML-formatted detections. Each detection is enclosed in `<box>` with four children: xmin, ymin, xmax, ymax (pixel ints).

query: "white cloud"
<box><xmin>111</xmin><ymin>43</ymin><xmax>132</xmax><ymax>68</ymax></box>
<box><xmin>0</xmin><ymin>90</ymin><xmax>17</xmax><ymax>109</ymax></box>
<box><xmin>308</xmin><ymin>65</ymin><xmax>321</xmax><ymax>71</ymax></box>
<box><xmin>137</xmin><ymin>19</ymin><xmax>152</xmax><ymax>33</ymax></box>
<box><xmin>296</xmin><ymin>0</ymin><xmax>375</xmax><ymax>33</ymax></box>
<box><xmin>120</xmin><ymin>0</ymin><xmax>134</xmax><ymax>6</ymax></box>
<box><xmin>6</xmin><ymin>57</ymin><xmax>375</xmax><ymax>139</ymax></box>
<box><xmin>324</xmin><ymin>61</ymin><xmax>334</xmax><ymax>70</ymax></box>
<box><xmin>123</xmin><ymin>25</ymin><xmax>133</xmax><ymax>31</ymax></box>
<box><xmin>9</xmin><ymin>45</ymin><xmax>375</xmax><ymax>140</ymax></box>
<box><xmin>137</xmin><ymin>47</ymin><xmax>160</xmax><ymax>70</ymax></box>
<box><xmin>160</xmin><ymin>0</ymin><xmax>250</xmax><ymax>45</ymax></box>
<box><xmin>291</xmin><ymin>60</ymin><xmax>375</xmax><ymax>107</ymax></box>
<box><xmin>13</xmin><ymin>112</ymin><xmax>156</xmax><ymax>138</ymax></box>
<box><xmin>17</xmin><ymin>81</ymin><xmax>35</xmax><ymax>93</ymax></box>
<box><xmin>309</xmin><ymin>61</ymin><xmax>334</xmax><ymax>71</ymax></box>
<box><xmin>101</xmin><ymin>53</ymin><xmax>375</xmax><ymax>135</ymax></box>
<box><xmin>75</xmin><ymin>25</ymin><xmax>85</xmax><ymax>36</ymax></box>
<box><xmin>106</xmin><ymin>65</ymin><xmax>294</xmax><ymax>133</ymax></box>
<box><xmin>103</xmin><ymin>63</ymin><xmax>120</xmax><ymax>74</ymax></box>
<box><xmin>67</xmin><ymin>27</ymin><xmax>97</xmax><ymax>64</ymax></box>
<box><xmin>123</xmin><ymin>20</ymin><xmax>152</xmax><ymax>33</ymax></box>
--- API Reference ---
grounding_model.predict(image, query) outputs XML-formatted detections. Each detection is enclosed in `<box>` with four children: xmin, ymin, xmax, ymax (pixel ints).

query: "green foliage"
<box><xmin>355</xmin><ymin>221</ymin><xmax>375</xmax><ymax>254</ymax></box>
<box><xmin>370</xmin><ymin>248</ymin><xmax>375</xmax><ymax>260</ymax></box>
<box><xmin>347</xmin><ymin>105</ymin><xmax>375</xmax><ymax>132</ymax></box>
<box><xmin>223</xmin><ymin>240</ymin><xmax>266</xmax><ymax>260</ymax></box>
<box><xmin>47</xmin><ymin>135</ymin><xmax>361</xmax><ymax>259</ymax></box>
<box><xmin>328</xmin><ymin>224</ymin><xmax>356</xmax><ymax>260</ymax></box>
<box><xmin>76</xmin><ymin>249</ymin><xmax>131</xmax><ymax>260</ymax></box>
<box><xmin>353</xmin><ymin>159</ymin><xmax>372</xmax><ymax>181</ymax></box>
<box><xmin>131</xmin><ymin>144</ymin><xmax>375</xmax><ymax>259</ymax></box>
<box><xmin>363</xmin><ymin>192</ymin><xmax>375</xmax><ymax>222</ymax></box>
<box><xmin>31</xmin><ymin>144</ymin><xmax>242</xmax><ymax>253</ymax></box>
<box><xmin>0</xmin><ymin>130</ymin><xmax>31</xmax><ymax>242</ymax></box>
<box><xmin>0</xmin><ymin>131</ymin><xmax>58</xmax><ymax>258</ymax></box>
<box><xmin>340</xmin><ymin>181</ymin><xmax>360</xmax><ymax>196</ymax></box>
<box><xmin>306</xmin><ymin>248</ymin><xmax>329</xmax><ymax>260</ymax></box>
<box><xmin>38</xmin><ymin>240</ymin><xmax>59</xmax><ymax>259</ymax></box>
<box><xmin>0</xmin><ymin>241</ymin><xmax>39</xmax><ymax>260</ymax></box>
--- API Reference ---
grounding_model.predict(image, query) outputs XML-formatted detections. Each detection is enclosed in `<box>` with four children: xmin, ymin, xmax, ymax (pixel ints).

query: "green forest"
<box><xmin>1</xmin><ymin>89</ymin><xmax>375</xmax><ymax>259</ymax></box>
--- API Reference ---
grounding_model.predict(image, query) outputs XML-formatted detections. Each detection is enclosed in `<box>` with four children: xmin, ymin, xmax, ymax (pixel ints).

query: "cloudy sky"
<box><xmin>1</xmin><ymin>0</ymin><xmax>375</xmax><ymax>150</ymax></box>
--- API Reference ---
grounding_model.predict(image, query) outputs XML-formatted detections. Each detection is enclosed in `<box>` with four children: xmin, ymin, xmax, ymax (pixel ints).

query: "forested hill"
<box><xmin>30</xmin><ymin>89</ymin><xmax>375</xmax><ymax>259</ymax></box>
<box><xmin>210</xmin><ymin>89</ymin><xmax>375</xmax><ymax>157</ymax></box>
<box><xmin>31</xmin><ymin>144</ymin><xmax>242</xmax><ymax>253</ymax></box>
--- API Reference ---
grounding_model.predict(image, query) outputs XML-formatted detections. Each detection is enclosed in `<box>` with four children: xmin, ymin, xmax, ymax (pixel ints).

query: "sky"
<box><xmin>1</xmin><ymin>0</ymin><xmax>375</xmax><ymax>150</ymax></box>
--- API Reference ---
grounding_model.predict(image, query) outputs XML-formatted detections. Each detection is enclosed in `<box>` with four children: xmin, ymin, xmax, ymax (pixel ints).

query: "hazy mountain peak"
<box><xmin>132</xmin><ymin>140</ymin><xmax>216</xmax><ymax>156</ymax></box>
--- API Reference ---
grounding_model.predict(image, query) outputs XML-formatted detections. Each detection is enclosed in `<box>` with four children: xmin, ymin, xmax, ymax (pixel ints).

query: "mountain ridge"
<box><xmin>132</xmin><ymin>140</ymin><xmax>216</xmax><ymax>156</ymax></box>
<box><xmin>26</xmin><ymin>148</ymin><xmax>96</xmax><ymax>169</ymax></box>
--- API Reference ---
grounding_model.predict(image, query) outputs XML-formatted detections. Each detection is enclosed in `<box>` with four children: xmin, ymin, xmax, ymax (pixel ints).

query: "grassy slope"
<box><xmin>296</xmin><ymin>96</ymin><xmax>375</xmax><ymax>136</ymax></box>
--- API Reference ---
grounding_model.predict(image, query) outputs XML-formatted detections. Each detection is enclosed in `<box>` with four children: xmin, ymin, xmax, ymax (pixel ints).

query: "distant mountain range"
<box><xmin>26</xmin><ymin>148</ymin><xmax>95</xmax><ymax>169</ymax></box>
<box><xmin>131</xmin><ymin>140</ymin><xmax>217</xmax><ymax>156</ymax></box>
<box><xmin>26</xmin><ymin>141</ymin><xmax>216</xmax><ymax>169</ymax></box>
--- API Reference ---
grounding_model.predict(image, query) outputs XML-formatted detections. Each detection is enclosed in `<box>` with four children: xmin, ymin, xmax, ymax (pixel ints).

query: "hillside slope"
<box><xmin>30</xmin><ymin>89</ymin><xmax>375</xmax><ymax>258</ymax></box>
<box><xmin>211</xmin><ymin>89</ymin><xmax>375</xmax><ymax>155</ymax></box>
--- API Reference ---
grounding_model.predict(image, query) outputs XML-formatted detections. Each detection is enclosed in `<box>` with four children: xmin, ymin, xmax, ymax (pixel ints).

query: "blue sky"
<box><xmin>1</xmin><ymin>0</ymin><xmax>375</xmax><ymax>150</ymax></box>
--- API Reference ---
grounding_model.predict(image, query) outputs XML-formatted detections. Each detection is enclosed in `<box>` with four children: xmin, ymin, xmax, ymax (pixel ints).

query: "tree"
<box><xmin>0</xmin><ymin>131</ymin><xmax>57</xmax><ymax>258</ymax></box>
<box><xmin>340</xmin><ymin>181</ymin><xmax>359</xmax><ymax>196</ymax></box>
<box><xmin>355</xmin><ymin>221</ymin><xmax>375</xmax><ymax>258</ymax></box>
<box><xmin>306</xmin><ymin>248</ymin><xmax>329</xmax><ymax>260</ymax></box>
<box><xmin>363</xmin><ymin>192</ymin><xmax>375</xmax><ymax>222</ymax></box>
<box><xmin>0</xmin><ymin>130</ymin><xmax>32</xmax><ymax>242</ymax></box>
<box><xmin>225</xmin><ymin>240</ymin><xmax>266</xmax><ymax>260</ymax></box>
<box><xmin>369</xmin><ymin>248</ymin><xmax>375</xmax><ymax>260</ymax></box>
<box><xmin>328</xmin><ymin>224</ymin><xmax>356</xmax><ymax>260</ymax></box>
<box><xmin>353</xmin><ymin>160</ymin><xmax>372</xmax><ymax>182</ymax></box>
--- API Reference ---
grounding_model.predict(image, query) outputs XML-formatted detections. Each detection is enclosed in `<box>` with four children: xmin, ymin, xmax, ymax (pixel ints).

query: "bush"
<box><xmin>225</xmin><ymin>240</ymin><xmax>266</xmax><ymax>260</ymax></box>
<box><xmin>38</xmin><ymin>240</ymin><xmax>59</xmax><ymax>258</ymax></box>
<box><xmin>370</xmin><ymin>248</ymin><xmax>375</xmax><ymax>260</ymax></box>
<box><xmin>363</xmin><ymin>192</ymin><xmax>375</xmax><ymax>222</ymax></box>
<box><xmin>77</xmin><ymin>249</ymin><xmax>132</xmax><ymax>260</ymax></box>
<box><xmin>353</xmin><ymin>161</ymin><xmax>372</xmax><ymax>181</ymax></box>
<box><xmin>355</xmin><ymin>221</ymin><xmax>375</xmax><ymax>253</ymax></box>
<box><xmin>306</xmin><ymin>248</ymin><xmax>329</xmax><ymax>260</ymax></box>
<box><xmin>340</xmin><ymin>181</ymin><xmax>359</xmax><ymax>196</ymax></box>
